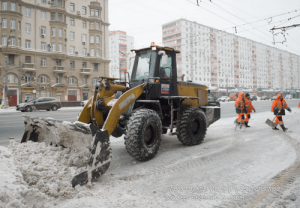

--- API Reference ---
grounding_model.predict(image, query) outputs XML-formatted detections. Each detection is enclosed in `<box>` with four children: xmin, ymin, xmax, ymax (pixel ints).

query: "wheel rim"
<box><xmin>26</xmin><ymin>107</ymin><xmax>30</xmax><ymax>111</ymax></box>
<box><xmin>144</xmin><ymin>125</ymin><xmax>156</xmax><ymax>147</ymax></box>
<box><xmin>191</xmin><ymin>118</ymin><xmax>200</xmax><ymax>135</ymax></box>
<box><xmin>53</xmin><ymin>106</ymin><xmax>56</xmax><ymax>110</ymax></box>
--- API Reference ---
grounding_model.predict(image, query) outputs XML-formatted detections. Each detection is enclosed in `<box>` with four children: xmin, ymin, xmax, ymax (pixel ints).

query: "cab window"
<box><xmin>159</xmin><ymin>54</ymin><xmax>172</xmax><ymax>78</ymax></box>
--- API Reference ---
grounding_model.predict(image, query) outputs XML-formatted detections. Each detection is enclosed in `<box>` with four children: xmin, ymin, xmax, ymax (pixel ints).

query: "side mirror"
<box><xmin>162</xmin><ymin>54</ymin><xmax>168</xmax><ymax>66</ymax></box>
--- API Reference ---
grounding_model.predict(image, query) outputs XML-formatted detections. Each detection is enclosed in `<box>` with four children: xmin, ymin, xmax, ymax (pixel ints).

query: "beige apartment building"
<box><xmin>0</xmin><ymin>0</ymin><xmax>109</xmax><ymax>106</ymax></box>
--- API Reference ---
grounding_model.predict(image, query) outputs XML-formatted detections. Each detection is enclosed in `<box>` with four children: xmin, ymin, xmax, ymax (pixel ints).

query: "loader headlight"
<box><xmin>148</xmin><ymin>78</ymin><xmax>160</xmax><ymax>83</ymax></box>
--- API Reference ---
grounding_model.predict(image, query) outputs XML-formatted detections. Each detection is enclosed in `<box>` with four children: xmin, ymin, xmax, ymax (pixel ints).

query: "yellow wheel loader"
<box><xmin>21</xmin><ymin>45</ymin><xmax>220</xmax><ymax>187</ymax></box>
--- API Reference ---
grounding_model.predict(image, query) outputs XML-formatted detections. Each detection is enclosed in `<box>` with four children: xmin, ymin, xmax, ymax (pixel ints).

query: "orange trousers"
<box><xmin>244</xmin><ymin>113</ymin><xmax>250</xmax><ymax>122</ymax></box>
<box><xmin>275</xmin><ymin>115</ymin><xmax>283</xmax><ymax>125</ymax></box>
<box><xmin>238</xmin><ymin>113</ymin><xmax>245</xmax><ymax>123</ymax></box>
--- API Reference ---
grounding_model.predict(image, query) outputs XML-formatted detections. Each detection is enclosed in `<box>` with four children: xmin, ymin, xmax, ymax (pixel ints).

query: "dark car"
<box><xmin>271</xmin><ymin>96</ymin><xmax>277</xmax><ymax>101</ymax></box>
<box><xmin>16</xmin><ymin>97</ymin><xmax>61</xmax><ymax>112</ymax></box>
<box><xmin>208</xmin><ymin>96</ymin><xmax>220</xmax><ymax>107</ymax></box>
<box><xmin>261</xmin><ymin>95</ymin><xmax>270</xmax><ymax>100</ymax></box>
<box><xmin>250</xmin><ymin>95</ymin><xmax>257</xmax><ymax>101</ymax></box>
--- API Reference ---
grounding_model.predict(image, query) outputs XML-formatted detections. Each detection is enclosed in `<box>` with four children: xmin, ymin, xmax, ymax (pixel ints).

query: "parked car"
<box><xmin>250</xmin><ymin>95</ymin><xmax>257</xmax><ymax>101</ymax></box>
<box><xmin>261</xmin><ymin>95</ymin><xmax>270</xmax><ymax>100</ymax></box>
<box><xmin>16</xmin><ymin>97</ymin><xmax>61</xmax><ymax>112</ymax></box>
<box><xmin>218</xmin><ymin>96</ymin><xmax>230</xmax><ymax>102</ymax></box>
<box><xmin>208</xmin><ymin>96</ymin><xmax>220</xmax><ymax>107</ymax></box>
<box><xmin>81</xmin><ymin>100</ymin><xmax>89</xmax><ymax>107</ymax></box>
<box><xmin>229</xmin><ymin>93</ymin><xmax>238</xmax><ymax>101</ymax></box>
<box><xmin>285</xmin><ymin>94</ymin><xmax>293</xmax><ymax>99</ymax></box>
<box><xmin>271</xmin><ymin>96</ymin><xmax>277</xmax><ymax>101</ymax></box>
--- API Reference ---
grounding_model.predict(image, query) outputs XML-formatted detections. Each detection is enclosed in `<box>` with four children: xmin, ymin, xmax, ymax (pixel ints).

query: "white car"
<box><xmin>81</xmin><ymin>100</ymin><xmax>89</xmax><ymax>107</ymax></box>
<box><xmin>285</xmin><ymin>94</ymin><xmax>293</xmax><ymax>99</ymax></box>
<box><xmin>218</xmin><ymin>96</ymin><xmax>230</xmax><ymax>102</ymax></box>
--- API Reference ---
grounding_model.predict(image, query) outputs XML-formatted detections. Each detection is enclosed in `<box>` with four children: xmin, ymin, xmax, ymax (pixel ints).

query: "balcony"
<box><xmin>22</xmin><ymin>63</ymin><xmax>36</xmax><ymax>71</ymax></box>
<box><xmin>80</xmin><ymin>68</ymin><xmax>93</xmax><ymax>75</ymax></box>
<box><xmin>53</xmin><ymin>66</ymin><xmax>66</xmax><ymax>74</ymax></box>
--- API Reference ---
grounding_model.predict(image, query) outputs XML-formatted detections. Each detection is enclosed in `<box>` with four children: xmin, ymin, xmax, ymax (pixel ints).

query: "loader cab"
<box><xmin>130</xmin><ymin>45</ymin><xmax>179</xmax><ymax>99</ymax></box>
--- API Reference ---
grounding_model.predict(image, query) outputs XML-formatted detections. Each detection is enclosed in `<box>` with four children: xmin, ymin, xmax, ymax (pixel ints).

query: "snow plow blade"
<box><xmin>234</xmin><ymin>118</ymin><xmax>245</xmax><ymax>131</ymax></box>
<box><xmin>21</xmin><ymin>116</ymin><xmax>112</xmax><ymax>187</ymax></box>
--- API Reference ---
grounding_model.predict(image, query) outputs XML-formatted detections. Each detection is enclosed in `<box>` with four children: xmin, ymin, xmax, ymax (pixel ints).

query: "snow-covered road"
<box><xmin>1</xmin><ymin>108</ymin><xmax>300</xmax><ymax>208</ymax></box>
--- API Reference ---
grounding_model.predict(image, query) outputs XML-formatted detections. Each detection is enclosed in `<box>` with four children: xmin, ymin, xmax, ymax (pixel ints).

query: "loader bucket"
<box><xmin>21</xmin><ymin>116</ymin><xmax>112</xmax><ymax>187</ymax></box>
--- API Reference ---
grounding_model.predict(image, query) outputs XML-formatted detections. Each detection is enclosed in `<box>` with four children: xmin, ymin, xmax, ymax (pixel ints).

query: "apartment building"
<box><xmin>0</xmin><ymin>0</ymin><xmax>109</xmax><ymax>106</ymax></box>
<box><xmin>162</xmin><ymin>18</ymin><xmax>300</xmax><ymax>91</ymax></box>
<box><xmin>108</xmin><ymin>30</ymin><xmax>134</xmax><ymax>78</ymax></box>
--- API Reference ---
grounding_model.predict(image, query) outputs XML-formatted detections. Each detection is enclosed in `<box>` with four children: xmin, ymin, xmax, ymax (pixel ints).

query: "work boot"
<box><xmin>280</xmin><ymin>124</ymin><xmax>288</xmax><ymax>132</ymax></box>
<box><xmin>272</xmin><ymin>125</ymin><xmax>279</xmax><ymax>130</ymax></box>
<box><xmin>245</xmin><ymin>122</ymin><xmax>250</xmax><ymax>127</ymax></box>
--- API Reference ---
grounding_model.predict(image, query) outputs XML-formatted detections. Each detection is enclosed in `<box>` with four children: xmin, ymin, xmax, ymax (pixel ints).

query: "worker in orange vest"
<box><xmin>244</xmin><ymin>93</ymin><xmax>256</xmax><ymax>127</ymax></box>
<box><xmin>271</xmin><ymin>94</ymin><xmax>292</xmax><ymax>131</ymax></box>
<box><xmin>235</xmin><ymin>92</ymin><xmax>246</xmax><ymax>124</ymax></box>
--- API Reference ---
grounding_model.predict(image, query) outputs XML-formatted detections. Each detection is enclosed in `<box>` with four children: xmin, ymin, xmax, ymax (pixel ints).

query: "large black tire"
<box><xmin>177</xmin><ymin>107</ymin><xmax>207</xmax><ymax>146</ymax></box>
<box><xmin>124</xmin><ymin>109</ymin><xmax>162</xmax><ymax>161</ymax></box>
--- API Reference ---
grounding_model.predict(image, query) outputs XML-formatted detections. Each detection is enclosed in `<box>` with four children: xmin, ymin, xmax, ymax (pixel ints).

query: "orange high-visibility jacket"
<box><xmin>244</xmin><ymin>96</ymin><xmax>255</xmax><ymax>113</ymax></box>
<box><xmin>271</xmin><ymin>94</ymin><xmax>288</xmax><ymax>112</ymax></box>
<box><xmin>235</xmin><ymin>92</ymin><xmax>245</xmax><ymax>110</ymax></box>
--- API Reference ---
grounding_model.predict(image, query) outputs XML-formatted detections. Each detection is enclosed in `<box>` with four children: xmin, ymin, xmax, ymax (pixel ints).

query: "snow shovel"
<box><xmin>265</xmin><ymin>109</ymin><xmax>281</xmax><ymax>128</ymax></box>
<box><xmin>234</xmin><ymin>118</ymin><xmax>245</xmax><ymax>131</ymax></box>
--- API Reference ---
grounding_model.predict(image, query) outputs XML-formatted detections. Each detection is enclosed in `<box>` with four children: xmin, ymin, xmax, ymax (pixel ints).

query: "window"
<box><xmin>41</xmin><ymin>26</ymin><xmax>46</xmax><ymax>35</ymax></box>
<box><xmin>58</xmin><ymin>28</ymin><xmax>62</xmax><ymax>37</ymax></box>
<box><xmin>82</xmin><ymin>21</ymin><xmax>86</xmax><ymax>28</ymax></box>
<box><xmin>96</xmin><ymin>35</ymin><xmax>99</xmax><ymax>43</ymax></box>
<box><xmin>41</xmin><ymin>0</ymin><xmax>46</xmax><ymax>4</ymax></box>
<box><xmin>58</xmin><ymin>43</ymin><xmax>62</xmax><ymax>52</ymax></box>
<box><xmin>25</xmin><ymin>74</ymin><xmax>30</xmax><ymax>83</ymax></box>
<box><xmin>8</xmin><ymin>55</ymin><xmax>14</xmax><ymax>64</ymax></box>
<box><xmin>8</xmin><ymin>74</ymin><xmax>16</xmax><ymax>83</ymax></box>
<box><xmin>51</xmin><ymin>12</ymin><xmax>55</xmax><ymax>21</ymax></box>
<box><xmin>10</xmin><ymin>37</ymin><xmax>15</xmax><ymax>46</ymax></box>
<box><xmin>41</xmin><ymin>11</ymin><xmax>46</xmax><ymax>20</ymax></box>
<box><xmin>18</xmin><ymin>4</ymin><xmax>21</xmax><ymax>13</ymax></box>
<box><xmin>82</xmin><ymin>6</ymin><xmax>86</xmax><ymax>15</ymax></box>
<box><xmin>70</xmin><ymin>60</ymin><xmax>75</xmax><ymax>69</ymax></box>
<box><xmin>96</xmin><ymin>22</ymin><xmax>99</xmax><ymax>29</ymax></box>
<box><xmin>40</xmin><ymin>75</ymin><xmax>46</xmax><ymax>83</ymax></box>
<box><xmin>18</xmin><ymin>38</ymin><xmax>21</xmax><ymax>46</ymax></box>
<box><xmin>2</xmin><ymin>2</ymin><xmax>7</xmax><ymax>10</ymax></box>
<box><xmin>51</xmin><ymin>27</ymin><xmax>56</xmax><ymax>36</ymax></box>
<box><xmin>18</xmin><ymin>21</ymin><xmax>21</xmax><ymax>30</ymax></box>
<box><xmin>94</xmin><ymin>63</ymin><xmax>98</xmax><ymax>71</ymax></box>
<box><xmin>25</xmin><ymin>7</ymin><xmax>31</xmax><ymax>17</ymax></box>
<box><xmin>70</xmin><ymin>31</ymin><xmax>75</xmax><ymax>40</ymax></box>
<box><xmin>93</xmin><ymin>78</ymin><xmax>97</xmax><ymax>85</ymax></box>
<box><xmin>69</xmin><ymin>76</ymin><xmax>76</xmax><ymax>84</ymax></box>
<box><xmin>90</xmin><ymin>49</ymin><xmax>94</xmax><ymax>56</ymax></box>
<box><xmin>95</xmin><ymin>9</ymin><xmax>99</xmax><ymax>16</ymax></box>
<box><xmin>96</xmin><ymin>49</ymin><xmax>100</xmax><ymax>57</ymax></box>
<box><xmin>2</xmin><ymin>19</ymin><xmax>7</xmax><ymax>28</ymax></box>
<box><xmin>56</xmin><ymin>76</ymin><xmax>60</xmax><ymax>83</ymax></box>
<box><xmin>25</xmin><ymin>56</ymin><xmax>31</xmax><ymax>63</ymax></box>
<box><xmin>41</xmin><ymin>42</ymin><xmax>46</xmax><ymax>51</ymax></box>
<box><xmin>70</xmin><ymin>18</ymin><xmax>75</xmax><ymax>26</ymax></box>
<box><xmin>83</xmin><ymin>77</ymin><xmax>87</xmax><ymax>85</ymax></box>
<box><xmin>2</xmin><ymin>36</ymin><xmax>7</xmax><ymax>46</ymax></box>
<box><xmin>25</xmin><ymin>23</ymin><xmax>31</xmax><ymax>33</ymax></box>
<box><xmin>57</xmin><ymin>0</ymin><xmax>62</xmax><ymax>7</ymax></box>
<box><xmin>82</xmin><ymin>48</ymin><xmax>87</xmax><ymax>55</ymax></box>
<box><xmin>10</xmin><ymin>19</ymin><xmax>16</xmax><ymax>29</ymax></box>
<box><xmin>11</xmin><ymin>2</ymin><xmax>16</xmax><ymax>11</ymax></box>
<box><xmin>82</xmin><ymin>62</ymin><xmax>87</xmax><ymax>68</ymax></box>
<box><xmin>51</xmin><ymin>43</ymin><xmax>56</xmax><ymax>51</ymax></box>
<box><xmin>90</xmin><ymin>35</ymin><xmax>94</xmax><ymax>43</ymax></box>
<box><xmin>56</xmin><ymin>59</ymin><xmax>61</xmax><ymax>66</ymax></box>
<box><xmin>90</xmin><ymin>9</ymin><xmax>94</xmax><ymax>16</ymax></box>
<box><xmin>25</xmin><ymin>40</ymin><xmax>31</xmax><ymax>48</ymax></box>
<box><xmin>90</xmin><ymin>22</ymin><xmax>94</xmax><ymax>29</ymax></box>
<box><xmin>58</xmin><ymin>13</ymin><xmax>62</xmax><ymax>21</ymax></box>
<box><xmin>70</xmin><ymin>3</ymin><xmax>74</xmax><ymax>11</ymax></box>
<box><xmin>70</xmin><ymin>46</ymin><xmax>75</xmax><ymax>54</ymax></box>
<box><xmin>82</xmin><ymin>34</ymin><xmax>86</xmax><ymax>42</ymax></box>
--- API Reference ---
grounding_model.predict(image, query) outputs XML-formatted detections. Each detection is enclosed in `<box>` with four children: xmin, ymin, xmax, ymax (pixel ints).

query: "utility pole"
<box><xmin>18</xmin><ymin>57</ymin><xmax>22</xmax><ymax>103</ymax></box>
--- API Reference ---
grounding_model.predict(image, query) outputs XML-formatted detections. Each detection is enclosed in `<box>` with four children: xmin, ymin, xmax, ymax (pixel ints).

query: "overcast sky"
<box><xmin>109</xmin><ymin>0</ymin><xmax>300</xmax><ymax>55</ymax></box>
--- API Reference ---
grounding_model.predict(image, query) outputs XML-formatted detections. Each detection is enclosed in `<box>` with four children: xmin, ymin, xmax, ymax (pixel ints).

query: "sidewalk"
<box><xmin>0</xmin><ymin>106</ymin><xmax>83</xmax><ymax>114</ymax></box>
